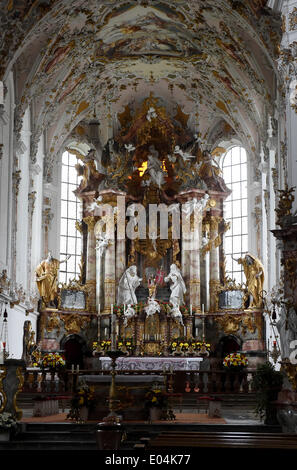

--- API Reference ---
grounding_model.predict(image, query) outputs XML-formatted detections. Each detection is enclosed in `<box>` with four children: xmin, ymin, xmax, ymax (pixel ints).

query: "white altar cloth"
<box><xmin>99</xmin><ymin>356</ymin><xmax>203</xmax><ymax>371</ymax></box>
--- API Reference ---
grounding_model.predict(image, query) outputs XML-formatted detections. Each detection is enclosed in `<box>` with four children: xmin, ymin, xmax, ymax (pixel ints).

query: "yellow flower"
<box><xmin>152</xmin><ymin>397</ymin><xmax>157</xmax><ymax>403</ymax></box>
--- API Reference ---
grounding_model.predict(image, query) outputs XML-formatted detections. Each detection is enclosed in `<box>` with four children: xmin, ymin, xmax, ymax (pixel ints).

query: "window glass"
<box><xmin>59</xmin><ymin>151</ymin><xmax>82</xmax><ymax>283</ymax></box>
<box><xmin>222</xmin><ymin>146</ymin><xmax>248</xmax><ymax>283</ymax></box>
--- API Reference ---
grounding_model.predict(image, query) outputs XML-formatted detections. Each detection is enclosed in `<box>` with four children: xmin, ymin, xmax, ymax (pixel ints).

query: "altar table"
<box><xmin>98</xmin><ymin>356</ymin><xmax>203</xmax><ymax>371</ymax></box>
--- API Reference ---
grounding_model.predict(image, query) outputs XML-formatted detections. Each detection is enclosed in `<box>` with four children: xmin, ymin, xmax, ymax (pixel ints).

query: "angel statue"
<box><xmin>144</xmin><ymin>297</ymin><xmax>161</xmax><ymax>317</ymax></box>
<box><xmin>165</xmin><ymin>264</ymin><xmax>187</xmax><ymax>306</ymax></box>
<box><xmin>123</xmin><ymin>304</ymin><xmax>136</xmax><ymax>327</ymax></box>
<box><xmin>170</xmin><ymin>303</ymin><xmax>184</xmax><ymax>327</ymax></box>
<box><xmin>35</xmin><ymin>251</ymin><xmax>71</xmax><ymax>306</ymax></box>
<box><xmin>234</xmin><ymin>253</ymin><xmax>264</xmax><ymax>308</ymax></box>
<box><xmin>117</xmin><ymin>265</ymin><xmax>142</xmax><ymax>305</ymax></box>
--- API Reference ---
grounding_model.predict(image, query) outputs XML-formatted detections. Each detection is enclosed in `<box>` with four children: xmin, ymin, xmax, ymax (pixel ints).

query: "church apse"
<box><xmin>35</xmin><ymin>95</ymin><xmax>265</xmax><ymax>364</ymax></box>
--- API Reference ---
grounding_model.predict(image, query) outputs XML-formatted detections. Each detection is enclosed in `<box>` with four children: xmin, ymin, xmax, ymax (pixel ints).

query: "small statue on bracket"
<box><xmin>170</xmin><ymin>303</ymin><xmax>184</xmax><ymax>327</ymax></box>
<box><xmin>123</xmin><ymin>304</ymin><xmax>136</xmax><ymax>326</ymax></box>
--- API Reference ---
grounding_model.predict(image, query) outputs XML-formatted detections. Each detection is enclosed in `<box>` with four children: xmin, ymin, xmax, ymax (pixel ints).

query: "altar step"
<box><xmin>0</xmin><ymin>422</ymin><xmax>282</xmax><ymax>452</ymax></box>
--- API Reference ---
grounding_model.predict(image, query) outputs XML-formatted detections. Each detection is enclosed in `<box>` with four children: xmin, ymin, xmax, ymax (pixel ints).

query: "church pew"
<box><xmin>148</xmin><ymin>431</ymin><xmax>297</xmax><ymax>449</ymax></box>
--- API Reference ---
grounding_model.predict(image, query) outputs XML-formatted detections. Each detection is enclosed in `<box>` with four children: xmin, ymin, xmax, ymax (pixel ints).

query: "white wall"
<box><xmin>15</xmin><ymin>107</ymin><xmax>30</xmax><ymax>288</ymax></box>
<box><xmin>0</xmin><ymin>72</ymin><xmax>14</xmax><ymax>274</ymax></box>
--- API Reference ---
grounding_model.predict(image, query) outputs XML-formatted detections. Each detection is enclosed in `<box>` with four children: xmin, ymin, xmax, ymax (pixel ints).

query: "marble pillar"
<box><xmin>116</xmin><ymin>238</ymin><xmax>126</xmax><ymax>283</ymax></box>
<box><xmin>189</xmin><ymin>215</ymin><xmax>202</xmax><ymax>312</ymax></box>
<box><xmin>83</xmin><ymin>216</ymin><xmax>97</xmax><ymax>312</ymax></box>
<box><xmin>103</xmin><ymin>237</ymin><xmax>116</xmax><ymax>313</ymax></box>
<box><xmin>209</xmin><ymin>215</ymin><xmax>221</xmax><ymax>312</ymax></box>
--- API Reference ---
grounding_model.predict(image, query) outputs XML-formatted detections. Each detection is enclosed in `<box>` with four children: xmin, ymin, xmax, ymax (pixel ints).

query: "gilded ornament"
<box><xmin>281</xmin><ymin>361</ymin><xmax>297</xmax><ymax>391</ymax></box>
<box><xmin>14</xmin><ymin>367</ymin><xmax>24</xmax><ymax>420</ymax></box>
<box><xmin>47</xmin><ymin>312</ymin><xmax>61</xmax><ymax>333</ymax></box>
<box><xmin>275</xmin><ymin>185</ymin><xmax>296</xmax><ymax>227</ymax></box>
<box><xmin>289</xmin><ymin>7</ymin><xmax>297</xmax><ymax>32</ymax></box>
<box><xmin>0</xmin><ymin>367</ymin><xmax>7</xmax><ymax>413</ymax></box>
<box><xmin>60</xmin><ymin>314</ymin><xmax>91</xmax><ymax>334</ymax></box>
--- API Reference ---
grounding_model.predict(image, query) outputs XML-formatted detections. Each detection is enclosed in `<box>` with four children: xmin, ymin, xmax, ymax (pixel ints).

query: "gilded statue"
<box><xmin>22</xmin><ymin>321</ymin><xmax>36</xmax><ymax>364</ymax></box>
<box><xmin>35</xmin><ymin>251</ymin><xmax>71</xmax><ymax>307</ymax></box>
<box><xmin>235</xmin><ymin>253</ymin><xmax>264</xmax><ymax>309</ymax></box>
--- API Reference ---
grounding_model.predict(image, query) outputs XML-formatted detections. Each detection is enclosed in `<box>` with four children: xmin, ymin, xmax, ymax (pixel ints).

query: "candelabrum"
<box><xmin>105</xmin><ymin>349</ymin><xmax>126</xmax><ymax>418</ymax></box>
<box><xmin>0</xmin><ymin>304</ymin><xmax>9</xmax><ymax>360</ymax></box>
<box><xmin>267</xmin><ymin>339</ymin><xmax>281</xmax><ymax>364</ymax></box>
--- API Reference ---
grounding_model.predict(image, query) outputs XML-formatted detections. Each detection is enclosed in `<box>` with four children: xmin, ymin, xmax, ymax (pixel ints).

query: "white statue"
<box><xmin>117</xmin><ymin>265</ymin><xmax>142</xmax><ymax>305</ymax></box>
<box><xmin>123</xmin><ymin>304</ymin><xmax>136</xmax><ymax>326</ymax></box>
<box><xmin>144</xmin><ymin>297</ymin><xmax>161</xmax><ymax>317</ymax></box>
<box><xmin>146</xmin><ymin>145</ymin><xmax>165</xmax><ymax>188</ymax></box>
<box><xmin>182</xmin><ymin>194</ymin><xmax>209</xmax><ymax>220</ymax></box>
<box><xmin>96</xmin><ymin>235</ymin><xmax>109</xmax><ymax>257</ymax></box>
<box><xmin>171</xmin><ymin>303</ymin><xmax>184</xmax><ymax>326</ymax></box>
<box><xmin>165</xmin><ymin>264</ymin><xmax>186</xmax><ymax>306</ymax></box>
<box><xmin>276</xmin><ymin>305</ymin><xmax>297</xmax><ymax>359</ymax></box>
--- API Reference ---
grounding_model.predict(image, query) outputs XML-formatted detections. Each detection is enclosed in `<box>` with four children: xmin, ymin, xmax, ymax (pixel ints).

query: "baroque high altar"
<box><xmin>36</xmin><ymin>95</ymin><xmax>265</xmax><ymax>363</ymax></box>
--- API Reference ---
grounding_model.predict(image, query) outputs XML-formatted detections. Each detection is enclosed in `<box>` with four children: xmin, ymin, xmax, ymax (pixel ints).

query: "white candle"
<box><xmin>202</xmin><ymin>304</ymin><xmax>205</xmax><ymax>314</ymax></box>
<box><xmin>76</xmin><ymin>364</ymin><xmax>79</xmax><ymax>372</ymax></box>
<box><xmin>98</xmin><ymin>304</ymin><xmax>100</xmax><ymax>315</ymax></box>
<box><xmin>190</xmin><ymin>304</ymin><xmax>192</xmax><ymax>315</ymax></box>
<box><xmin>184</xmin><ymin>326</ymin><xmax>187</xmax><ymax>337</ymax></box>
<box><xmin>71</xmin><ymin>364</ymin><xmax>74</xmax><ymax>373</ymax></box>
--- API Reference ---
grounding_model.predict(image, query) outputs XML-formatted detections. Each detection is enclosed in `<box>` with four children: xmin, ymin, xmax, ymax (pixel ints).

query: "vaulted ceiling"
<box><xmin>0</xmin><ymin>0</ymin><xmax>281</xmax><ymax>181</ymax></box>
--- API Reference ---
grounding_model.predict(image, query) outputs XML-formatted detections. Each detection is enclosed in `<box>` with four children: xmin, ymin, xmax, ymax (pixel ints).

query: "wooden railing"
<box><xmin>20</xmin><ymin>368</ymin><xmax>256</xmax><ymax>396</ymax></box>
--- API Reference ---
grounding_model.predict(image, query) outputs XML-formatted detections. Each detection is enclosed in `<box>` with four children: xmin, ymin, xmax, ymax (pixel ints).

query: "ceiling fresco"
<box><xmin>0</xmin><ymin>0</ymin><xmax>281</xmax><ymax>181</ymax></box>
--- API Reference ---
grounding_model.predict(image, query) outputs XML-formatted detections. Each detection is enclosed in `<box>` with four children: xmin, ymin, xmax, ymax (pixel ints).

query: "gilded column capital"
<box><xmin>209</xmin><ymin>216</ymin><xmax>222</xmax><ymax>232</ymax></box>
<box><xmin>83</xmin><ymin>216</ymin><xmax>98</xmax><ymax>231</ymax></box>
<box><xmin>75</xmin><ymin>220</ymin><xmax>83</xmax><ymax>234</ymax></box>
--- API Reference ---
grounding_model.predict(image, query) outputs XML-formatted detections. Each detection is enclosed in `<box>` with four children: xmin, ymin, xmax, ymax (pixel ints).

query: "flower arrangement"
<box><xmin>169</xmin><ymin>338</ymin><xmax>210</xmax><ymax>355</ymax></box>
<box><xmin>40</xmin><ymin>352</ymin><xmax>66</xmax><ymax>371</ymax></box>
<box><xmin>67</xmin><ymin>382</ymin><xmax>95</xmax><ymax>422</ymax></box>
<box><xmin>169</xmin><ymin>339</ymin><xmax>190</xmax><ymax>353</ymax></box>
<box><xmin>0</xmin><ymin>412</ymin><xmax>18</xmax><ymax>431</ymax></box>
<box><xmin>191</xmin><ymin>341</ymin><xmax>211</xmax><ymax>352</ymax></box>
<box><xmin>144</xmin><ymin>388</ymin><xmax>168</xmax><ymax>409</ymax></box>
<box><xmin>223</xmin><ymin>353</ymin><xmax>248</xmax><ymax>369</ymax></box>
<box><xmin>117</xmin><ymin>338</ymin><xmax>134</xmax><ymax>352</ymax></box>
<box><xmin>93</xmin><ymin>340</ymin><xmax>111</xmax><ymax>352</ymax></box>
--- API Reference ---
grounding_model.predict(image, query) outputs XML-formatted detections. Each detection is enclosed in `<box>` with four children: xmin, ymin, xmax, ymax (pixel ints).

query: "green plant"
<box><xmin>251</xmin><ymin>362</ymin><xmax>283</xmax><ymax>424</ymax></box>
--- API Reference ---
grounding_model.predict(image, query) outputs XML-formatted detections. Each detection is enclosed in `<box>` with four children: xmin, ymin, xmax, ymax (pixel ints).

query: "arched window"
<box><xmin>59</xmin><ymin>151</ymin><xmax>82</xmax><ymax>284</ymax></box>
<box><xmin>222</xmin><ymin>146</ymin><xmax>248</xmax><ymax>284</ymax></box>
